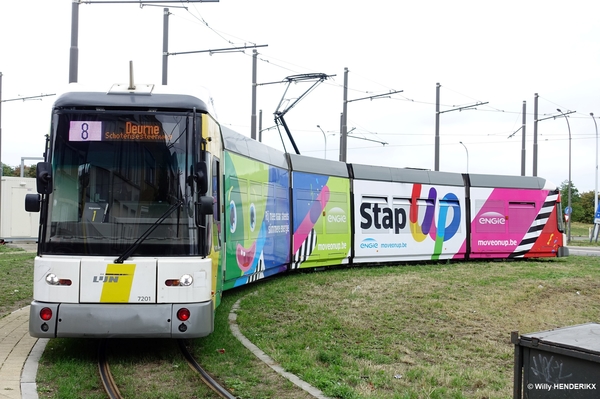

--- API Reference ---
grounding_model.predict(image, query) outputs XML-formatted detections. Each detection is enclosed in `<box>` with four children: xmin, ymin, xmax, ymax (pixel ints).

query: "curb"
<box><xmin>228</xmin><ymin>298</ymin><xmax>330</xmax><ymax>399</ymax></box>
<box><xmin>21</xmin><ymin>338</ymin><xmax>48</xmax><ymax>399</ymax></box>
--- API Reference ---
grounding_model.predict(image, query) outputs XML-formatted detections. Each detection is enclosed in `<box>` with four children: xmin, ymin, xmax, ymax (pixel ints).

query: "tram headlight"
<box><xmin>45</xmin><ymin>273</ymin><xmax>59</xmax><ymax>285</ymax></box>
<box><xmin>179</xmin><ymin>274</ymin><xmax>193</xmax><ymax>286</ymax></box>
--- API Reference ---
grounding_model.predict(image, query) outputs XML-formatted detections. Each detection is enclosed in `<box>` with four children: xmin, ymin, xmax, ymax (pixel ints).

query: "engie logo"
<box><xmin>327</xmin><ymin>207</ymin><xmax>347</xmax><ymax>223</ymax></box>
<box><xmin>360</xmin><ymin>238</ymin><xmax>379</xmax><ymax>249</ymax></box>
<box><xmin>478</xmin><ymin>211</ymin><xmax>506</xmax><ymax>225</ymax></box>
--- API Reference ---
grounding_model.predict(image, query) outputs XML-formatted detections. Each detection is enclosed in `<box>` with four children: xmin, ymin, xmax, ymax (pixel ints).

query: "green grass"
<box><xmin>4</xmin><ymin>237</ymin><xmax>598</xmax><ymax>399</ymax></box>
<box><xmin>567</xmin><ymin>222</ymin><xmax>600</xmax><ymax>246</ymax></box>
<box><xmin>233</xmin><ymin>258</ymin><xmax>600</xmax><ymax>398</ymax></box>
<box><xmin>33</xmin><ymin>256</ymin><xmax>600</xmax><ymax>399</ymax></box>
<box><xmin>0</xmin><ymin>251</ymin><xmax>34</xmax><ymax>318</ymax></box>
<box><xmin>570</xmin><ymin>221</ymin><xmax>597</xmax><ymax>238</ymax></box>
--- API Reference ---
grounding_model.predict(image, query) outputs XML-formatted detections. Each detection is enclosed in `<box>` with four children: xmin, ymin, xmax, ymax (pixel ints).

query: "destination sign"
<box><xmin>69</xmin><ymin>121</ymin><xmax>172</xmax><ymax>142</ymax></box>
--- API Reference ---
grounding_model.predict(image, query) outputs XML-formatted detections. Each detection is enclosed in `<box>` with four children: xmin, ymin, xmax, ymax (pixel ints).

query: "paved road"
<box><xmin>568</xmin><ymin>246</ymin><xmax>600</xmax><ymax>257</ymax></box>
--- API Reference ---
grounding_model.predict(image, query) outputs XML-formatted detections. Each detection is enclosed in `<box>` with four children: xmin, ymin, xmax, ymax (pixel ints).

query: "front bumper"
<box><xmin>29</xmin><ymin>301</ymin><xmax>213</xmax><ymax>338</ymax></box>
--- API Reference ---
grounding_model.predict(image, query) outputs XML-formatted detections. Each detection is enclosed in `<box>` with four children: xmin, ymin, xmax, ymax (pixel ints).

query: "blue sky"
<box><xmin>2</xmin><ymin>0</ymin><xmax>600</xmax><ymax>192</ymax></box>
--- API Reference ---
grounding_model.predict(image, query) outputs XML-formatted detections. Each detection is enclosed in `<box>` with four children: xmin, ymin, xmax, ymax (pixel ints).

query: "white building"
<box><xmin>1</xmin><ymin>176</ymin><xmax>39</xmax><ymax>240</ymax></box>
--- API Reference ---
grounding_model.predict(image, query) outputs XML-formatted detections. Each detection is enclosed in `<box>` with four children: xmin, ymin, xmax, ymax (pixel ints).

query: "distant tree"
<box><xmin>26</xmin><ymin>164</ymin><xmax>37</xmax><ymax>178</ymax></box>
<box><xmin>1</xmin><ymin>163</ymin><xmax>17</xmax><ymax>177</ymax></box>
<box><xmin>579</xmin><ymin>191</ymin><xmax>599</xmax><ymax>223</ymax></box>
<box><xmin>559</xmin><ymin>180</ymin><xmax>583</xmax><ymax>222</ymax></box>
<box><xmin>0</xmin><ymin>163</ymin><xmax>38</xmax><ymax>177</ymax></box>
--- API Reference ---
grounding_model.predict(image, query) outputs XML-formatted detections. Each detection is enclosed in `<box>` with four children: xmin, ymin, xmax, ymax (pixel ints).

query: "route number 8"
<box><xmin>81</xmin><ymin>123</ymin><xmax>89</xmax><ymax>140</ymax></box>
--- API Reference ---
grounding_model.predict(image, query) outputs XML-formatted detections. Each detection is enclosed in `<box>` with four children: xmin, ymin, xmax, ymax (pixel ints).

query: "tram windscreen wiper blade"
<box><xmin>113</xmin><ymin>199</ymin><xmax>184</xmax><ymax>264</ymax></box>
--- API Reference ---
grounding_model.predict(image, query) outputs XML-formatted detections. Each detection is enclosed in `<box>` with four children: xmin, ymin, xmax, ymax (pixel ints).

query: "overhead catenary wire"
<box><xmin>166</xmin><ymin>4</ymin><xmax>597</xmax><ymax>166</ymax></box>
<box><xmin>177</xmin><ymin>5</ymin><xmax>590</xmax><ymax>120</ymax></box>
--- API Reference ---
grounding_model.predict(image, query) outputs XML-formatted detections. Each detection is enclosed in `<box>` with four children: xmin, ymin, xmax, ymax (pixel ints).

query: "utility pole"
<box><xmin>340</xmin><ymin>67</ymin><xmax>348</xmax><ymax>162</ymax></box>
<box><xmin>533</xmin><ymin>93</ymin><xmax>538</xmax><ymax>176</ymax></box>
<box><xmin>435</xmin><ymin>83</ymin><xmax>487</xmax><ymax>171</ymax></box>
<box><xmin>521</xmin><ymin>101</ymin><xmax>526</xmax><ymax>176</ymax></box>
<box><xmin>69</xmin><ymin>0</ymin><xmax>220</xmax><ymax>84</ymax></box>
<box><xmin>508</xmin><ymin>101</ymin><xmax>527</xmax><ymax>176</ymax></box>
<box><xmin>592</xmin><ymin>113</ymin><xmax>599</xmax><ymax>243</ymax></box>
<box><xmin>251</xmin><ymin>50</ymin><xmax>257</xmax><ymax>140</ymax></box>
<box><xmin>168</xmin><ymin>45</ymin><xmax>267</xmax><ymax>138</ymax></box>
<box><xmin>69</xmin><ymin>0</ymin><xmax>79</xmax><ymax>83</ymax></box>
<box><xmin>162</xmin><ymin>8</ymin><xmax>169</xmax><ymax>85</ymax></box>
<box><xmin>592</xmin><ymin>113</ymin><xmax>598</xmax><ymax>219</ymax></box>
<box><xmin>0</xmin><ymin>72</ymin><xmax>3</xmax><ymax>239</ymax></box>
<box><xmin>556</xmin><ymin>108</ymin><xmax>575</xmax><ymax>244</ymax></box>
<box><xmin>435</xmin><ymin>83</ymin><xmax>440</xmax><ymax>171</ymax></box>
<box><xmin>339</xmin><ymin>68</ymin><xmax>401</xmax><ymax>162</ymax></box>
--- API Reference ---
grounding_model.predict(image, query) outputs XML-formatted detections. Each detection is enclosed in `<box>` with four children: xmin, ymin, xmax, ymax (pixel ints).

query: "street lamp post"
<box><xmin>316</xmin><ymin>125</ymin><xmax>327</xmax><ymax>160</ymax></box>
<box><xmin>459</xmin><ymin>141</ymin><xmax>469</xmax><ymax>173</ymax></box>
<box><xmin>557</xmin><ymin>109</ymin><xmax>572</xmax><ymax>244</ymax></box>
<box><xmin>592</xmin><ymin>113</ymin><xmax>598</xmax><ymax>220</ymax></box>
<box><xmin>592</xmin><ymin>113</ymin><xmax>599</xmax><ymax>242</ymax></box>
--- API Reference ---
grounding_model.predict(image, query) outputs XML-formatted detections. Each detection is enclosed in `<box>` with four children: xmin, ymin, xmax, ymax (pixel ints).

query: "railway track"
<box><xmin>177</xmin><ymin>339</ymin><xmax>238</xmax><ymax>399</ymax></box>
<box><xmin>97</xmin><ymin>340</ymin><xmax>122</xmax><ymax>399</ymax></box>
<box><xmin>97</xmin><ymin>339</ymin><xmax>237</xmax><ymax>399</ymax></box>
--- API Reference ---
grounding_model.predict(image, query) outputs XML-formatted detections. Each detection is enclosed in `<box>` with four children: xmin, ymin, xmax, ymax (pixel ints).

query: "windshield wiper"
<box><xmin>113</xmin><ymin>199</ymin><xmax>184</xmax><ymax>264</ymax></box>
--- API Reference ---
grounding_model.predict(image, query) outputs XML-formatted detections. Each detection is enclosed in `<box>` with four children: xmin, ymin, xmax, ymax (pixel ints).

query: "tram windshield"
<box><xmin>41</xmin><ymin>111</ymin><xmax>202</xmax><ymax>256</ymax></box>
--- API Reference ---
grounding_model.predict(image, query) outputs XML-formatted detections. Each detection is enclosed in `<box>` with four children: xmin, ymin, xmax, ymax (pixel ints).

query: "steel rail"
<box><xmin>177</xmin><ymin>339</ymin><xmax>237</xmax><ymax>399</ymax></box>
<box><xmin>98</xmin><ymin>339</ymin><xmax>124</xmax><ymax>399</ymax></box>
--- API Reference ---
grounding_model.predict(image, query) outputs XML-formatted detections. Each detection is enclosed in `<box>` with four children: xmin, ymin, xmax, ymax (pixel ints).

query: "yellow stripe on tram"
<box><xmin>100</xmin><ymin>264</ymin><xmax>136</xmax><ymax>303</ymax></box>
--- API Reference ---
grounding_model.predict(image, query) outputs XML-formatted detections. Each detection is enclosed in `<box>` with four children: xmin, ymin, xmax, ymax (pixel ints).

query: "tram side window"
<box><xmin>475</xmin><ymin>200</ymin><xmax>506</xmax><ymax>233</ymax></box>
<box><xmin>360</xmin><ymin>196</ymin><xmax>388</xmax><ymax>235</ymax></box>
<box><xmin>326</xmin><ymin>191</ymin><xmax>348</xmax><ymax>235</ymax></box>
<box><xmin>52</xmin><ymin>144</ymin><xmax>80</xmax><ymax>223</ymax></box>
<box><xmin>394</xmin><ymin>197</ymin><xmax>414</xmax><ymax>236</ymax></box>
<box><xmin>297</xmin><ymin>189</ymin><xmax>323</xmax><ymax>234</ymax></box>
<box><xmin>508</xmin><ymin>202</ymin><xmax>535</xmax><ymax>234</ymax></box>
<box><xmin>249</xmin><ymin>180</ymin><xmax>262</xmax><ymax>234</ymax></box>
<box><xmin>439</xmin><ymin>198</ymin><xmax>461</xmax><ymax>233</ymax></box>
<box><xmin>228</xmin><ymin>177</ymin><xmax>247</xmax><ymax>241</ymax></box>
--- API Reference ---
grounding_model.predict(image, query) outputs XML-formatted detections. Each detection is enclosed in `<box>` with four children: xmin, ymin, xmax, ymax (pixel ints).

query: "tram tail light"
<box><xmin>177</xmin><ymin>308</ymin><xmax>190</xmax><ymax>321</ymax></box>
<box><xmin>40</xmin><ymin>307</ymin><xmax>53</xmax><ymax>321</ymax></box>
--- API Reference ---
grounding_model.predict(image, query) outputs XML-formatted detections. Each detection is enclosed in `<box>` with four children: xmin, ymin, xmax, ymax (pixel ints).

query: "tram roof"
<box><xmin>287</xmin><ymin>153</ymin><xmax>349</xmax><ymax>178</ymax></box>
<box><xmin>468</xmin><ymin>173</ymin><xmax>553</xmax><ymax>190</ymax></box>
<box><xmin>349</xmin><ymin>163</ymin><xmax>465</xmax><ymax>186</ymax></box>
<box><xmin>52</xmin><ymin>83</ymin><xmax>210</xmax><ymax>112</ymax></box>
<box><xmin>221</xmin><ymin>126</ymin><xmax>289</xmax><ymax>169</ymax></box>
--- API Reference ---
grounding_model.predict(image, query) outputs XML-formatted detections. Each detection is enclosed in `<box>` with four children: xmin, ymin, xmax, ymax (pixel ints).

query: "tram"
<box><xmin>25</xmin><ymin>82</ymin><xmax>568</xmax><ymax>338</ymax></box>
